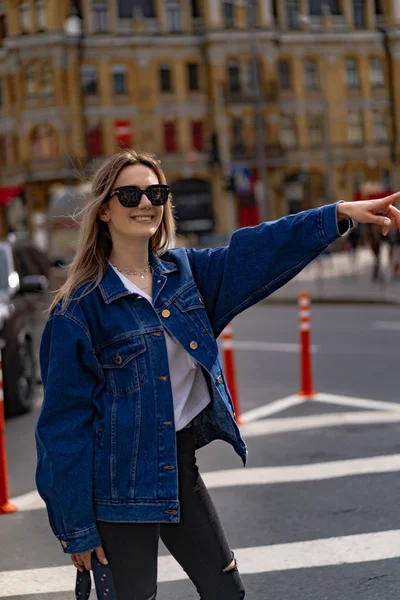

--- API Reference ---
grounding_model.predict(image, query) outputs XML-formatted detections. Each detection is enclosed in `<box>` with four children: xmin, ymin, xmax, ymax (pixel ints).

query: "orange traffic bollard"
<box><xmin>0</xmin><ymin>342</ymin><xmax>17</xmax><ymax>515</ymax></box>
<box><xmin>221</xmin><ymin>324</ymin><xmax>243</xmax><ymax>425</ymax></box>
<box><xmin>298</xmin><ymin>292</ymin><xmax>316</xmax><ymax>398</ymax></box>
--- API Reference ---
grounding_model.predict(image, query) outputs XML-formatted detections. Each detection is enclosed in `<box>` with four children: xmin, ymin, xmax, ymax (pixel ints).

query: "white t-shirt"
<box><xmin>110</xmin><ymin>264</ymin><xmax>211</xmax><ymax>431</ymax></box>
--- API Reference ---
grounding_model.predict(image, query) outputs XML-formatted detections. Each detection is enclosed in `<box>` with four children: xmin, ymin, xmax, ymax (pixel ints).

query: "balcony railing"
<box><xmin>224</xmin><ymin>83</ymin><xmax>279</xmax><ymax>104</ymax></box>
<box><xmin>230</xmin><ymin>143</ymin><xmax>285</xmax><ymax>161</ymax></box>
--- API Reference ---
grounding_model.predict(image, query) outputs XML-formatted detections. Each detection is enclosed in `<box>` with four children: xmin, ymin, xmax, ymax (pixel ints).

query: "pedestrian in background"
<box><xmin>35</xmin><ymin>149</ymin><xmax>400</xmax><ymax>600</ymax></box>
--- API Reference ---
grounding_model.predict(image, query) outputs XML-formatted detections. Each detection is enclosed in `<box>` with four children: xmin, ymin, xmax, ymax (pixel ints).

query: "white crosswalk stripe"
<box><xmin>1</xmin><ymin>530</ymin><xmax>400</xmax><ymax>596</ymax></box>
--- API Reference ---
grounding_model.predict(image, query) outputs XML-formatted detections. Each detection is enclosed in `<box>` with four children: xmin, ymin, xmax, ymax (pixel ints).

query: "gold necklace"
<box><xmin>110</xmin><ymin>261</ymin><xmax>152</xmax><ymax>279</ymax></box>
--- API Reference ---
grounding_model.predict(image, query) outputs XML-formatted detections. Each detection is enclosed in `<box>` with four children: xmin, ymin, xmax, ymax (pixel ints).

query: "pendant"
<box><xmin>140</xmin><ymin>274</ymin><xmax>145</xmax><ymax>279</ymax></box>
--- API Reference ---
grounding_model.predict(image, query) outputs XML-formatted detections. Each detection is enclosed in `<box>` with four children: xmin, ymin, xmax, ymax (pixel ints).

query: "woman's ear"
<box><xmin>98</xmin><ymin>204</ymin><xmax>110</xmax><ymax>222</ymax></box>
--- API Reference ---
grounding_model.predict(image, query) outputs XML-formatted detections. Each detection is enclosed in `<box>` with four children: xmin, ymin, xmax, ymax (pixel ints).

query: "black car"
<box><xmin>0</xmin><ymin>238</ymin><xmax>50</xmax><ymax>416</ymax></box>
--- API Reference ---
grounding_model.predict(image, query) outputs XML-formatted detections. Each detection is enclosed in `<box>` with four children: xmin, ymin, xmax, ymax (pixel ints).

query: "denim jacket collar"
<box><xmin>99</xmin><ymin>252</ymin><xmax>178</xmax><ymax>304</ymax></box>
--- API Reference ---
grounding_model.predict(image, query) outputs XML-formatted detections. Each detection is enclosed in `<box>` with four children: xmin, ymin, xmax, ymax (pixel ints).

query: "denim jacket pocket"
<box><xmin>97</xmin><ymin>334</ymin><xmax>146</xmax><ymax>398</ymax></box>
<box><xmin>174</xmin><ymin>284</ymin><xmax>213</xmax><ymax>336</ymax></box>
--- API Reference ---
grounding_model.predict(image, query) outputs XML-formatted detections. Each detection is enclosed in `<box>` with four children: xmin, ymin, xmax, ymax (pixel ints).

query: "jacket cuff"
<box><xmin>318</xmin><ymin>202</ymin><xmax>354</xmax><ymax>245</ymax></box>
<box><xmin>57</xmin><ymin>524</ymin><xmax>102</xmax><ymax>555</ymax></box>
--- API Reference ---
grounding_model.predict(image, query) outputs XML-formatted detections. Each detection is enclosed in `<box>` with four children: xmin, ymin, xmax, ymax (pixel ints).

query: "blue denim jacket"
<box><xmin>35</xmin><ymin>204</ymin><xmax>351</xmax><ymax>554</ymax></box>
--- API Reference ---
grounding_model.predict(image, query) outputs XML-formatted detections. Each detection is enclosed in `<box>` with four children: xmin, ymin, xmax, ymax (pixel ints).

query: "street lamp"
<box><xmin>64</xmin><ymin>2</ymin><xmax>85</xmax><ymax>170</ymax></box>
<box><xmin>247</xmin><ymin>0</ymin><xmax>270</xmax><ymax>222</ymax></box>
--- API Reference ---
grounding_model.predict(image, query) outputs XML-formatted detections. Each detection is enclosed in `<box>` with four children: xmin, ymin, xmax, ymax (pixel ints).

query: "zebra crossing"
<box><xmin>1</xmin><ymin>392</ymin><xmax>400</xmax><ymax>599</ymax></box>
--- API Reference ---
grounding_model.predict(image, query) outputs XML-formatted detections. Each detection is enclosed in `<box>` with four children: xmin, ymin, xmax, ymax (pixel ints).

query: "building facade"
<box><xmin>0</xmin><ymin>0</ymin><xmax>399</xmax><ymax>248</ymax></box>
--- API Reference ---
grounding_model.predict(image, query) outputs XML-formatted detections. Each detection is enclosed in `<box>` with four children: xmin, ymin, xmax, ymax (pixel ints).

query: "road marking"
<box><xmin>1</xmin><ymin>529</ymin><xmax>400</xmax><ymax>595</ymax></box>
<box><xmin>240</xmin><ymin>410</ymin><xmax>400</xmax><ymax>438</ymax></box>
<box><xmin>240</xmin><ymin>394</ymin><xmax>304</xmax><ymax>422</ymax></box>
<box><xmin>373</xmin><ymin>321</ymin><xmax>400</xmax><ymax>331</ymax></box>
<box><xmin>202</xmin><ymin>453</ymin><xmax>400</xmax><ymax>488</ymax></box>
<box><xmin>14</xmin><ymin>447</ymin><xmax>400</xmax><ymax>512</ymax></box>
<box><xmin>232</xmin><ymin>341</ymin><xmax>319</xmax><ymax>353</ymax></box>
<box><xmin>316</xmin><ymin>392</ymin><xmax>400</xmax><ymax>413</ymax></box>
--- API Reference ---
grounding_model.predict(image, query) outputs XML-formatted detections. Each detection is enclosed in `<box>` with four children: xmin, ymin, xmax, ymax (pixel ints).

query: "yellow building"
<box><xmin>0</xmin><ymin>0</ymin><xmax>399</xmax><ymax>249</ymax></box>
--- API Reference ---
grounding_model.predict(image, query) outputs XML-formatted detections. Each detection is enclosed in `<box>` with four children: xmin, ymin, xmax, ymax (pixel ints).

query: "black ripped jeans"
<box><xmin>97</xmin><ymin>425</ymin><xmax>245</xmax><ymax>600</ymax></box>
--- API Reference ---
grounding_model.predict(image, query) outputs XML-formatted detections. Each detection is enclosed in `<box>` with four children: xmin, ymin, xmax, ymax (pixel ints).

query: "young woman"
<box><xmin>35</xmin><ymin>150</ymin><xmax>400</xmax><ymax>600</ymax></box>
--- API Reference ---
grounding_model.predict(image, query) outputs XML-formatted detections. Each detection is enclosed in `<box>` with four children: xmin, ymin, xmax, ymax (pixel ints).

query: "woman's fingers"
<box><xmin>71</xmin><ymin>550</ymin><xmax>92</xmax><ymax>571</ymax></box>
<box><xmin>388</xmin><ymin>205</ymin><xmax>400</xmax><ymax>230</ymax></box>
<box><xmin>71</xmin><ymin>554</ymin><xmax>84</xmax><ymax>573</ymax></box>
<box><xmin>95</xmin><ymin>545</ymin><xmax>109</xmax><ymax>566</ymax></box>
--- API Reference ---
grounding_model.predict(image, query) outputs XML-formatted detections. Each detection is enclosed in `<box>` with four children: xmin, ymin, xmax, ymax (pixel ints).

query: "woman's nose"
<box><xmin>138</xmin><ymin>193</ymin><xmax>152</xmax><ymax>209</ymax></box>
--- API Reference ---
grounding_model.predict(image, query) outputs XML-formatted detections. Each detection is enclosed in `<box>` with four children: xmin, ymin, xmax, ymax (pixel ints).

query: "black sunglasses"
<box><xmin>107</xmin><ymin>185</ymin><xmax>170</xmax><ymax>207</ymax></box>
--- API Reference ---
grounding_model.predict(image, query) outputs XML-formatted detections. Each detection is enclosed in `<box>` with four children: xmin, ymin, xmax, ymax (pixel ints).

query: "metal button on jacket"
<box><xmin>161</xmin><ymin>309</ymin><xmax>171</xmax><ymax>318</ymax></box>
<box><xmin>216</xmin><ymin>375</ymin><xmax>223</xmax><ymax>384</ymax></box>
<box><xmin>189</xmin><ymin>341</ymin><xmax>198</xmax><ymax>350</ymax></box>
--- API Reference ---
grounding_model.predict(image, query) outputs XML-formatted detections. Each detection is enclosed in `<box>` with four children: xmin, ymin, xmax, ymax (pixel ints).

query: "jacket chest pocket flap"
<box><xmin>97</xmin><ymin>335</ymin><xmax>146</xmax><ymax>397</ymax></box>
<box><xmin>174</xmin><ymin>285</ymin><xmax>212</xmax><ymax>334</ymax></box>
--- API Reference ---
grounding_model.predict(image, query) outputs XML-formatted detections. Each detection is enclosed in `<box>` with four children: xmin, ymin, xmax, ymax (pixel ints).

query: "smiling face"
<box><xmin>98</xmin><ymin>163</ymin><xmax>164</xmax><ymax>243</ymax></box>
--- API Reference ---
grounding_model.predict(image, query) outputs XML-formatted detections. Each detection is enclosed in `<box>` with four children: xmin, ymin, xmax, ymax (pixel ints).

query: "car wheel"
<box><xmin>4</xmin><ymin>339</ymin><xmax>36</xmax><ymax>416</ymax></box>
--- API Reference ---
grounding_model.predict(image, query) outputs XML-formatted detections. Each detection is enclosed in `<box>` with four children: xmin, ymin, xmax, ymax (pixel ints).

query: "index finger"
<box><xmin>374</xmin><ymin>191</ymin><xmax>400</xmax><ymax>208</ymax></box>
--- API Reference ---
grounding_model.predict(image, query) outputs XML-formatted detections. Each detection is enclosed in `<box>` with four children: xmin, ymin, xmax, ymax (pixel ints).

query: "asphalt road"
<box><xmin>2</xmin><ymin>303</ymin><xmax>400</xmax><ymax>599</ymax></box>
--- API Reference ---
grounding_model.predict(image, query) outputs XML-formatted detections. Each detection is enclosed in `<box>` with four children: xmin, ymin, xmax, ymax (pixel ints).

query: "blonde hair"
<box><xmin>49</xmin><ymin>149</ymin><xmax>176</xmax><ymax>314</ymax></box>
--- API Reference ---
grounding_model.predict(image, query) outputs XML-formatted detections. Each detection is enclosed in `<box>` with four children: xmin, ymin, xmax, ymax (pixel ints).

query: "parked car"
<box><xmin>0</xmin><ymin>238</ymin><xmax>50</xmax><ymax>416</ymax></box>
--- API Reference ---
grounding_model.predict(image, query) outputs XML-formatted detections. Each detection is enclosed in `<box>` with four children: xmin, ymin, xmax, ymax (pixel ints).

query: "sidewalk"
<box><xmin>265</xmin><ymin>245</ymin><xmax>400</xmax><ymax>304</ymax></box>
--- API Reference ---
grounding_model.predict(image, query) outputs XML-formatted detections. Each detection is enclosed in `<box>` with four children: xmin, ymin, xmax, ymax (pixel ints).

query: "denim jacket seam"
<box><xmin>317</xmin><ymin>207</ymin><xmax>328</xmax><ymax>246</ymax></box>
<box><xmin>55</xmin><ymin>314</ymin><xmax>103</xmax><ymax>381</ymax></box>
<box><xmin>94</xmin><ymin>330</ymin><xmax>146</xmax><ymax>351</ymax></box>
<box><xmin>56</xmin><ymin>523</ymin><xmax>98</xmax><ymax>539</ymax></box>
<box><xmin>161</xmin><ymin>279</ymin><xmax>196</xmax><ymax>308</ymax></box>
<box><xmin>214</xmin><ymin>244</ymin><xmax>327</xmax><ymax>331</ymax></box>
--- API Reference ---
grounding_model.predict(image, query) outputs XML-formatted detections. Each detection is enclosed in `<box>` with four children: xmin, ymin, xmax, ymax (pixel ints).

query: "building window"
<box><xmin>81</xmin><ymin>65</ymin><xmax>98</xmax><ymax>95</ymax></box>
<box><xmin>0</xmin><ymin>136</ymin><xmax>8</xmax><ymax>165</ymax></box>
<box><xmin>353</xmin><ymin>0</ymin><xmax>366</xmax><ymax>28</ymax></box>
<box><xmin>373</xmin><ymin>112</ymin><xmax>388</xmax><ymax>142</ymax></box>
<box><xmin>164</xmin><ymin>122</ymin><xmax>177</xmax><ymax>152</ymax></box>
<box><xmin>166</xmin><ymin>1</ymin><xmax>181</xmax><ymax>31</ymax></box>
<box><xmin>160</xmin><ymin>65</ymin><xmax>172</xmax><ymax>92</ymax></box>
<box><xmin>286</xmin><ymin>0</ymin><xmax>299</xmax><ymax>29</ymax></box>
<box><xmin>227</xmin><ymin>60</ymin><xmax>241</xmax><ymax>94</ymax></box>
<box><xmin>280</xmin><ymin>115</ymin><xmax>297</xmax><ymax>148</ymax></box>
<box><xmin>25</xmin><ymin>64</ymin><xmax>37</xmax><ymax>96</ymax></box>
<box><xmin>374</xmin><ymin>0</ymin><xmax>383</xmax><ymax>14</ymax></box>
<box><xmin>304</xmin><ymin>60</ymin><xmax>318</xmax><ymax>90</ymax></box>
<box><xmin>192</xmin><ymin>121</ymin><xmax>204</xmax><ymax>151</ymax></box>
<box><xmin>112</xmin><ymin>64</ymin><xmax>127</xmax><ymax>95</ymax></box>
<box><xmin>187</xmin><ymin>63</ymin><xmax>199</xmax><ymax>91</ymax></box>
<box><xmin>114</xmin><ymin>120</ymin><xmax>133</xmax><ymax>148</ymax></box>
<box><xmin>42</xmin><ymin>62</ymin><xmax>53</xmax><ymax>94</ymax></box>
<box><xmin>309</xmin><ymin>0</ymin><xmax>340</xmax><ymax>15</ymax></box>
<box><xmin>278</xmin><ymin>60</ymin><xmax>292</xmax><ymax>90</ymax></box>
<box><xmin>347</xmin><ymin>111</ymin><xmax>363</xmax><ymax>143</ymax></box>
<box><xmin>191</xmin><ymin>0</ymin><xmax>200</xmax><ymax>18</ymax></box>
<box><xmin>232</xmin><ymin>117</ymin><xmax>244</xmax><ymax>151</ymax></box>
<box><xmin>308</xmin><ymin>115</ymin><xmax>324</xmax><ymax>146</ymax></box>
<box><xmin>370</xmin><ymin>58</ymin><xmax>384</xmax><ymax>87</ymax></box>
<box><xmin>0</xmin><ymin>15</ymin><xmax>7</xmax><ymax>40</ymax></box>
<box><xmin>36</xmin><ymin>0</ymin><xmax>46</xmax><ymax>30</ymax></box>
<box><xmin>92</xmin><ymin>1</ymin><xmax>108</xmax><ymax>32</ymax></box>
<box><xmin>136</xmin><ymin>0</ymin><xmax>156</xmax><ymax>18</ymax></box>
<box><xmin>118</xmin><ymin>0</ymin><xmax>132</xmax><ymax>18</ymax></box>
<box><xmin>345</xmin><ymin>59</ymin><xmax>359</xmax><ymax>88</ymax></box>
<box><xmin>85</xmin><ymin>120</ymin><xmax>103</xmax><ymax>156</ymax></box>
<box><xmin>223</xmin><ymin>1</ymin><xmax>234</xmax><ymax>27</ymax></box>
<box><xmin>20</xmin><ymin>2</ymin><xmax>31</xmax><ymax>33</ymax></box>
<box><xmin>31</xmin><ymin>125</ymin><xmax>58</xmax><ymax>159</ymax></box>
